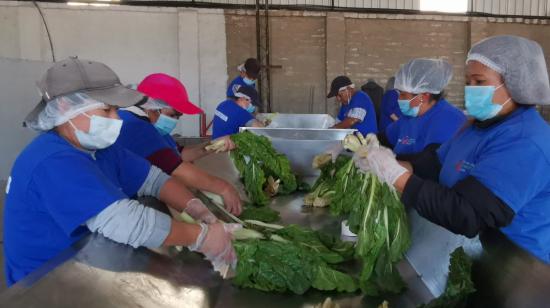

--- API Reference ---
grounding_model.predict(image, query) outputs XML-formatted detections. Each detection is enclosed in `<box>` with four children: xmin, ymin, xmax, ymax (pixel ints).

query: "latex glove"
<box><xmin>219</xmin><ymin>184</ymin><xmax>243</xmax><ymax>216</ymax></box>
<box><xmin>185</xmin><ymin>198</ymin><xmax>218</xmax><ymax>224</ymax></box>
<box><xmin>363</xmin><ymin>133</ymin><xmax>380</xmax><ymax>148</ymax></box>
<box><xmin>189</xmin><ymin>223</ymin><xmax>241</xmax><ymax>275</ymax></box>
<box><xmin>356</xmin><ymin>146</ymin><xmax>408</xmax><ymax>186</ymax></box>
<box><xmin>351</xmin><ymin>135</ymin><xmax>380</xmax><ymax>173</ymax></box>
<box><xmin>205</xmin><ymin>136</ymin><xmax>236</xmax><ymax>153</ymax></box>
<box><xmin>216</xmin><ymin>135</ymin><xmax>236</xmax><ymax>152</ymax></box>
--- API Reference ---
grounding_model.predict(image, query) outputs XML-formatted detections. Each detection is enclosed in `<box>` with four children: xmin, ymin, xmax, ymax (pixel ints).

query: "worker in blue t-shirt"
<box><xmin>327</xmin><ymin>75</ymin><xmax>378</xmax><ymax>135</ymax></box>
<box><xmin>4</xmin><ymin>58</ymin><xmax>239</xmax><ymax>287</ymax></box>
<box><xmin>226</xmin><ymin>58</ymin><xmax>260</xmax><ymax>98</ymax></box>
<box><xmin>353</xmin><ymin>36</ymin><xmax>550</xmax><ymax>268</ymax></box>
<box><xmin>379</xmin><ymin>59</ymin><xmax>466</xmax><ymax>157</ymax></box>
<box><xmin>213</xmin><ymin>85</ymin><xmax>264</xmax><ymax>139</ymax></box>
<box><xmin>379</xmin><ymin>77</ymin><xmax>402</xmax><ymax>131</ymax></box>
<box><xmin>115</xmin><ymin>73</ymin><xmax>243</xmax><ymax>215</ymax></box>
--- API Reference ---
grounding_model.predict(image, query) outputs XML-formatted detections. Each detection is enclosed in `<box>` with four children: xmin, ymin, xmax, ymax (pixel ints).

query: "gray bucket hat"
<box><xmin>24</xmin><ymin>56</ymin><xmax>144</xmax><ymax>127</ymax></box>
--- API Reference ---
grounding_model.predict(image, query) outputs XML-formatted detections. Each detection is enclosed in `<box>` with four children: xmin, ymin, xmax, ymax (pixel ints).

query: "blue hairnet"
<box><xmin>394</xmin><ymin>58</ymin><xmax>453</xmax><ymax>94</ymax></box>
<box><xmin>467</xmin><ymin>35</ymin><xmax>550</xmax><ymax>105</ymax></box>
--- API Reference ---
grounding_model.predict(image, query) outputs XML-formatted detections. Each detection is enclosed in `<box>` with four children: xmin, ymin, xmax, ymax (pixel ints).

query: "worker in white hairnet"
<box><xmin>377</xmin><ymin>59</ymin><xmax>466</xmax><ymax>157</ymax></box>
<box><xmin>4</xmin><ymin>57</ymin><xmax>239</xmax><ymax>287</ymax></box>
<box><xmin>354</xmin><ymin>35</ymin><xmax>550</xmax><ymax>264</ymax></box>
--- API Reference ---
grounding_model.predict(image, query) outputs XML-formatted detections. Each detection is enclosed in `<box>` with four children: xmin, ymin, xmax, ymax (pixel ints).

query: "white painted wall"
<box><xmin>0</xmin><ymin>1</ymin><xmax>228</xmax><ymax>138</ymax></box>
<box><xmin>0</xmin><ymin>1</ymin><xmax>228</xmax><ymax>179</ymax></box>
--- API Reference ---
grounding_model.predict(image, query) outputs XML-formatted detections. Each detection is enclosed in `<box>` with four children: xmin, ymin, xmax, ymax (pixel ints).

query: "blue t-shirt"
<box><xmin>337</xmin><ymin>91</ymin><xmax>378</xmax><ymax>135</ymax></box>
<box><xmin>385</xmin><ymin>99</ymin><xmax>466</xmax><ymax>155</ymax></box>
<box><xmin>4</xmin><ymin>131</ymin><xmax>150</xmax><ymax>286</ymax></box>
<box><xmin>226</xmin><ymin>76</ymin><xmax>256</xmax><ymax>97</ymax></box>
<box><xmin>116</xmin><ymin>110</ymin><xmax>175</xmax><ymax>158</ymax></box>
<box><xmin>379</xmin><ymin>89</ymin><xmax>402</xmax><ymax>131</ymax></box>
<box><xmin>437</xmin><ymin>107</ymin><xmax>550</xmax><ymax>263</ymax></box>
<box><xmin>212</xmin><ymin>99</ymin><xmax>254</xmax><ymax>139</ymax></box>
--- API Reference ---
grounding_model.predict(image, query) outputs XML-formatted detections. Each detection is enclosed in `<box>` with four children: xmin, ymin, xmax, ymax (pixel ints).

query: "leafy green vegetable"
<box><xmin>274</xmin><ymin>224</ymin><xmax>354</xmax><ymax>264</ymax></box>
<box><xmin>419</xmin><ymin>247</ymin><xmax>475</xmax><ymax>308</ymax></box>
<box><xmin>230</xmin><ymin>132</ymin><xmax>297</xmax><ymax>206</ymax></box>
<box><xmin>329</xmin><ymin>157</ymin><xmax>410</xmax><ymax>296</ymax></box>
<box><xmin>232</xmin><ymin>224</ymin><xmax>357</xmax><ymax>294</ymax></box>
<box><xmin>305</xmin><ymin>156</ymin><xmax>351</xmax><ymax>208</ymax></box>
<box><xmin>240</xmin><ymin>206</ymin><xmax>281</xmax><ymax>223</ymax></box>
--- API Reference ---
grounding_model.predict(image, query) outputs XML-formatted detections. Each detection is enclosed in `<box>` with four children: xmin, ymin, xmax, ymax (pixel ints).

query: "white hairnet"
<box><xmin>140</xmin><ymin>97</ymin><xmax>170</xmax><ymax>110</ymax></box>
<box><xmin>394</xmin><ymin>58</ymin><xmax>453</xmax><ymax>94</ymax></box>
<box><xmin>28</xmin><ymin>92</ymin><xmax>106</xmax><ymax>131</ymax></box>
<box><xmin>467</xmin><ymin>35</ymin><xmax>550</xmax><ymax>105</ymax></box>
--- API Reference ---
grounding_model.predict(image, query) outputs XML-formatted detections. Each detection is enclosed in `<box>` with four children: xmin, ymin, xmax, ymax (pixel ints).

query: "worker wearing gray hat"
<box><xmin>5</xmin><ymin>57</ymin><xmax>239</xmax><ymax>286</ymax></box>
<box><xmin>354</xmin><ymin>35</ymin><xmax>550</xmax><ymax>264</ymax></box>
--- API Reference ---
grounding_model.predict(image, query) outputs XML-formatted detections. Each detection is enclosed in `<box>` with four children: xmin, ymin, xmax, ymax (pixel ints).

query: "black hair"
<box><xmin>430</xmin><ymin>91</ymin><xmax>446</xmax><ymax>102</ymax></box>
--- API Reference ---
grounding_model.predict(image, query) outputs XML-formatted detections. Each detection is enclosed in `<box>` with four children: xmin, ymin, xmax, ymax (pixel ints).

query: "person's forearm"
<box><xmin>400</xmin><ymin>175</ymin><xmax>515</xmax><ymax>238</ymax></box>
<box><xmin>172</xmin><ymin>162</ymin><xmax>230</xmax><ymax>196</ymax></box>
<box><xmin>158</xmin><ymin>177</ymin><xmax>197</xmax><ymax>212</ymax></box>
<box><xmin>162</xmin><ymin>220</ymin><xmax>202</xmax><ymax>246</ymax></box>
<box><xmin>332</xmin><ymin>117</ymin><xmax>360</xmax><ymax>129</ymax></box>
<box><xmin>399</xmin><ymin>161</ymin><xmax>413</xmax><ymax>173</ymax></box>
<box><xmin>394</xmin><ymin>172</ymin><xmax>412</xmax><ymax>193</ymax></box>
<box><xmin>181</xmin><ymin>141</ymin><xmax>210</xmax><ymax>162</ymax></box>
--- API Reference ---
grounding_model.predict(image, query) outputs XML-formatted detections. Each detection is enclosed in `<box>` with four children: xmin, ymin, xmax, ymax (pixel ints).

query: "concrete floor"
<box><xmin>0</xmin><ymin>180</ymin><xmax>7</xmax><ymax>292</ymax></box>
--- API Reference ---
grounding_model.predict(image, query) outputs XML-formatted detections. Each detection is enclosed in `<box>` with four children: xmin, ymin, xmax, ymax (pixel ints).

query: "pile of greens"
<box><xmin>233</xmin><ymin>224</ymin><xmax>358</xmax><ymax>294</ymax></box>
<box><xmin>419</xmin><ymin>247</ymin><xmax>475</xmax><ymax>308</ymax></box>
<box><xmin>230</xmin><ymin>132</ymin><xmax>298</xmax><ymax>206</ymax></box>
<box><xmin>311</xmin><ymin>133</ymin><xmax>411</xmax><ymax>296</ymax></box>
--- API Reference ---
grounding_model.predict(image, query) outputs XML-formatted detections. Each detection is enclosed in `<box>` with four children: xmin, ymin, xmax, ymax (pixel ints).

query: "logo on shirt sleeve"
<box><xmin>215</xmin><ymin>110</ymin><xmax>229</xmax><ymax>122</ymax></box>
<box><xmin>455</xmin><ymin>160</ymin><xmax>475</xmax><ymax>173</ymax></box>
<box><xmin>5</xmin><ymin>176</ymin><xmax>12</xmax><ymax>194</ymax></box>
<box><xmin>397</xmin><ymin>136</ymin><xmax>416</xmax><ymax>146</ymax></box>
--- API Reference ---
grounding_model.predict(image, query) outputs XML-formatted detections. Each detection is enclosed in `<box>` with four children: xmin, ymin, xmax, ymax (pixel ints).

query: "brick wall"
<box><xmin>342</xmin><ymin>17</ymin><xmax>468</xmax><ymax>109</ymax></box>
<box><xmin>225</xmin><ymin>10</ymin><xmax>550</xmax><ymax>119</ymax></box>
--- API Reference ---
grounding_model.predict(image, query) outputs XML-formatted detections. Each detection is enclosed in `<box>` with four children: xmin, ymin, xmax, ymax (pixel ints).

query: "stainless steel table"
<box><xmin>0</xmin><ymin>194</ymin><xmax>433</xmax><ymax>308</ymax></box>
<box><xmin>0</xmin><ymin>153</ymin><xmax>434</xmax><ymax>308</ymax></box>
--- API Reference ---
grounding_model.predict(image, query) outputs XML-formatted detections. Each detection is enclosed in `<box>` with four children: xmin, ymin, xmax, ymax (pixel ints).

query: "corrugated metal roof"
<box><xmin>126</xmin><ymin>0</ymin><xmax>549</xmax><ymax>17</ymax></box>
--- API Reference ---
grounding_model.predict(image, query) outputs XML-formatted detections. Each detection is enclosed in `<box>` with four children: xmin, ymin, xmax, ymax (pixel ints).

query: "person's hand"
<box><xmin>220</xmin><ymin>184</ymin><xmax>243</xmax><ymax>215</ymax></box>
<box><xmin>313</xmin><ymin>143</ymin><xmax>343</xmax><ymax>167</ymax></box>
<box><xmin>217</xmin><ymin>135</ymin><xmax>236</xmax><ymax>152</ymax></box>
<box><xmin>185</xmin><ymin>198</ymin><xmax>218</xmax><ymax>224</ymax></box>
<box><xmin>354</xmin><ymin>145</ymin><xmax>408</xmax><ymax>186</ymax></box>
<box><xmin>189</xmin><ymin>222</ymin><xmax>241</xmax><ymax>274</ymax></box>
<box><xmin>205</xmin><ymin>136</ymin><xmax>236</xmax><ymax>153</ymax></box>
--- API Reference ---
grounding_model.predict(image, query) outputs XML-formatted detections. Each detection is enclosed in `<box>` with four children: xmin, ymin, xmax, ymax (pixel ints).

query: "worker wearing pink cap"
<box><xmin>115</xmin><ymin>73</ymin><xmax>242</xmax><ymax>215</ymax></box>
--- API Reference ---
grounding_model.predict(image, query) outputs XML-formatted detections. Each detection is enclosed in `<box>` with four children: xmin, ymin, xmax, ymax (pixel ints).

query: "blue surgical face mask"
<box><xmin>246</xmin><ymin>103</ymin><xmax>256</xmax><ymax>114</ymax></box>
<box><xmin>70</xmin><ymin>113</ymin><xmax>122</xmax><ymax>150</ymax></box>
<box><xmin>398</xmin><ymin>94</ymin><xmax>422</xmax><ymax>117</ymax></box>
<box><xmin>243</xmin><ymin>77</ymin><xmax>256</xmax><ymax>86</ymax></box>
<box><xmin>464</xmin><ymin>84</ymin><xmax>511</xmax><ymax>121</ymax></box>
<box><xmin>154</xmin><ymin>113</ymin><xmax>178</xmax><ymax>136</ymax></box>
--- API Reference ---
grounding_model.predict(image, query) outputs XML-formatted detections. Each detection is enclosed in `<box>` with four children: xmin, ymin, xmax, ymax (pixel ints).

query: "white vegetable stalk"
<box><xmin>205</xmin><ymin>139</ymin><xmax>227</xmax><ymax>153</ymax></box>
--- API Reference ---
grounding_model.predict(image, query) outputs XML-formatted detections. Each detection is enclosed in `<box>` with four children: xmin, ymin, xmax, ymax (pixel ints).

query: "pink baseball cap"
<box><xmin>137</xmin><ymin>73</ymin><xmax>203</xmax><ymax>115</ymax></box>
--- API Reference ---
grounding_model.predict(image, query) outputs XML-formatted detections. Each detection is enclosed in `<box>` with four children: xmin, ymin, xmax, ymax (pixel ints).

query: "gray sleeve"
<box><xmin>347</xmin><ymin>107</ymin><xmax>367</xmax><ymax>121</ymax></box>
<box><xmin>86</xmin><ymin>199</ymin><xmax>172</xmax><ymax>248</ymax></box>
<box><xmin>245</xmin><ymin>119</ymin><xmax>256</xmax><ymax>127</ymax></box>
<box><xmin>137</xmin><ymin>165</ymin><xmax>170</xmax><ymax>198</ymax></box>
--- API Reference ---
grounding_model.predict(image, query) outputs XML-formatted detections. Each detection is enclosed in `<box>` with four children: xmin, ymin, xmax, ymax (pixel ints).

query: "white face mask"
<box><xmin>69</xmin><ymin>113</ymin><xmax>123</xmax><ymax>150</ymax></box>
